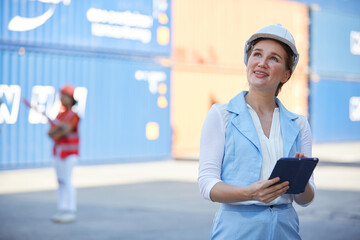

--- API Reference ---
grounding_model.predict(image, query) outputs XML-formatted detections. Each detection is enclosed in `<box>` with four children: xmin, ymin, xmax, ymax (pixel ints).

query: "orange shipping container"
<box><xmin>171</xmin><ymin>0</ymin><xmax>309</xmax><ymax>158</ymax></box>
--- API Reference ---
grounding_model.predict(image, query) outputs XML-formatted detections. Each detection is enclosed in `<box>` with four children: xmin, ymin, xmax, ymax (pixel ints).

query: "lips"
<box><xmin>254</xmin><ymin>70</ymin><xmax>269</xmax><ymax>77</ymax></box>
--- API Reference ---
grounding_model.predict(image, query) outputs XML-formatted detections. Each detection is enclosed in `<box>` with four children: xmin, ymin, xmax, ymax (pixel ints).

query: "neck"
<box><xmin>64</xmin><ymin>105</ymin><xmax>72</xmax><ymax>111</ymax></box>
<box><xmin>245</xmin><ymin>89</ymin><xmax>277</xmax><ymax>113</ymax></box>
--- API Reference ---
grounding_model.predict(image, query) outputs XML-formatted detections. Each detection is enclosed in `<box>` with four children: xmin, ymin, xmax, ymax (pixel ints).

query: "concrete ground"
<box><xmin>0</xmin><ymin>142</ymin><xmax>359</xmax><ymax>240</ymax></box>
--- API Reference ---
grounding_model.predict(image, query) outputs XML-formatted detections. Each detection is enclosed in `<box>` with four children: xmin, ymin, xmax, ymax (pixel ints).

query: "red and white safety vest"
<box><xmin>52</xmin><ymin>109</ymin><xmax>80</xmax><ymax>159</ymax></box>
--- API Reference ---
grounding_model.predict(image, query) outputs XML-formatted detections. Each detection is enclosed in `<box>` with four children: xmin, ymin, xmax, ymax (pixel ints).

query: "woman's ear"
<box><xmin>281</xmin><ymin>70</ymin><xmax>291</xmax><ymax>83</ymax></box>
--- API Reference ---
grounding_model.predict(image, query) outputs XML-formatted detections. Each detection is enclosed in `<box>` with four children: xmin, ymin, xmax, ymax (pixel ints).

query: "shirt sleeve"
<box><xmin>296</xmin><ymin>115</ymin><xmax>316</xmax><ymax>207</ymax></box>
<box><xmin>198</xmin><ymin>105</ymin><xmax>226</xmax><ymax>201</ymax></box>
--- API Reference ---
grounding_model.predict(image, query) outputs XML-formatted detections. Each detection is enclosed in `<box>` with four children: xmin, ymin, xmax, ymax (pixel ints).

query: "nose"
<box><xmin>257</xmin><ymin>58</ymin><xmax>267</xmax><ymax>68</ymax></box>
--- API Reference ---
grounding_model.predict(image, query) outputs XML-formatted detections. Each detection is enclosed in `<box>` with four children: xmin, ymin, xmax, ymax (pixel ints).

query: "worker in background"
<box><xmin>48</xmin><ymin>84</ymin><xmax>80</xmax><ymax>224</ymax></box>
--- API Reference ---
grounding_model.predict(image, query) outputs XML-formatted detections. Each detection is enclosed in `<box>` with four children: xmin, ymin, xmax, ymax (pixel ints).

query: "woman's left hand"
<box><xmin>294</xmin><ymin>152</ymin><xmax>306</xmax><ymax>158</ymax></box>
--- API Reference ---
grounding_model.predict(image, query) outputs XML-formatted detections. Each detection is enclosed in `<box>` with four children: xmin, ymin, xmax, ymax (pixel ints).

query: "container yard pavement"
<box><xmin>0</xmin><ymin>142</ymin><xmax>360</xmax><ymax>240</ymax></box>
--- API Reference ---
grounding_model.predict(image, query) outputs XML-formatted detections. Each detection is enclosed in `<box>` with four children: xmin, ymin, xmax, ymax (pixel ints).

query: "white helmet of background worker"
<box><xmin>244</xmin><ymin>24</ymin><xmax>299</xmax><ymax>73</ymax></box>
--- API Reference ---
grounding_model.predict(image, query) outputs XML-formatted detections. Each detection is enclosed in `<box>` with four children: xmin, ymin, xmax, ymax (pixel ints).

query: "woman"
<box><xmin>48</xmin><ymin>84</ymin><xmax>80</xmax><ymax>223</ymax></box>
<box><xmin>198</xmin><ymin>25</ymin><xmax>315</xmax><ymax>239</ymax></box>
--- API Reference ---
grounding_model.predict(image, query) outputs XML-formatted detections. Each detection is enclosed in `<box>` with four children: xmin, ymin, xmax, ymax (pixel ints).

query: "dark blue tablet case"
<box><xmin>269</xmin><ymin>158</ymin><xmax>319</xmax><ymax>194</ymax></box>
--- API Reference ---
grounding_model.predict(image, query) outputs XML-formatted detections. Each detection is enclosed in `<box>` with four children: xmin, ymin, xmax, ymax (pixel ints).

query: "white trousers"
<box><xmin>53</xmin><ymin>154</ymin><xmax>78</xmax><ymax>213</ymax></box>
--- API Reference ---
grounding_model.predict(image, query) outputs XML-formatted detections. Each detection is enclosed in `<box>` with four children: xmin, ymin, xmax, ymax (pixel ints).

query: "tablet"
<box><xmin>269</xmin><ymin>157</ymin><xmax>319</xmax><ymax>194</ymax></box>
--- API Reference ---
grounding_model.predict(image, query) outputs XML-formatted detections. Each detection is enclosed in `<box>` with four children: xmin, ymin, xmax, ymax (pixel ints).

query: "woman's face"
<box><xmin>246</xmin><ymin>39</ymin><xmax>290</xmax><ymax>95</ymax></box>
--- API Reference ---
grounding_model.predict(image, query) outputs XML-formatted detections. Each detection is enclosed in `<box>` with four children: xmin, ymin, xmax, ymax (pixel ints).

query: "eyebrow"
<box><xmin>252</xmin><ymin>48</ymin><xmax>283</xmax><ymax>60</ymax></box>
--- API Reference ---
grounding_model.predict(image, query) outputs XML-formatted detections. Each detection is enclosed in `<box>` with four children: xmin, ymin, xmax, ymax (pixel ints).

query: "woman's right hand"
<box><xmin>209</xmin><ymin>178</ymin><xmax>289</xmax><ymax>203</ymax></box>
<box><xmin>247</xmin><ymin>177</ymin><xmax>289</xmax><ymax>203</ymax></box>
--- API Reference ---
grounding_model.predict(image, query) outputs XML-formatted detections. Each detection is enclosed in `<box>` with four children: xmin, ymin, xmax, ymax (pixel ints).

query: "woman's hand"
<box><xmin>248</xmin><ymin>177</ymin><xmax>289</xmax><ymax>203</ymax></box>
<box><xmin>210</xmin><ymin>179</ymin><xmax>289</xmax><ymax>204</ymax></box>
<box><xmin>294</xmin><ymin>152</ymin><xmax>305</xmax><ymax>158</ymax></box>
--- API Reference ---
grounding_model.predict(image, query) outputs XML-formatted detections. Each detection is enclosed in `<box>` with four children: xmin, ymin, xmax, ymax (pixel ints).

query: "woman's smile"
<box><xmin>254</xmin><ymin>70</ymin><xmax>269</xmax><ymax>78</ymax></box>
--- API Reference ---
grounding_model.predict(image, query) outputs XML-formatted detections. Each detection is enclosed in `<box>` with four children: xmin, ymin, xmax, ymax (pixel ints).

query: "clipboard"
<box><xmin>269</xmin><ymin>157</ymin><xmax>319</xmax><ymax>194</ymax></box>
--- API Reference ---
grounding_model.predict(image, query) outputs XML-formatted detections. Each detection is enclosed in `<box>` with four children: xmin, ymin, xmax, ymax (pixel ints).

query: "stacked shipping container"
<box><xmin>171</xmin><ymin>0</ymin><xmax>309</xmax><ymax>158</ymax></box>
<box><xmin>2</xmin><ymin>0</ymin><xmax>359</xmax><ymax>169</ymax></box>
<box><xmin>0</xmin><ymin>0</ymin><xmax>172</xmax><ymax>169</ymax></box>
<box><xmin>309</xmin><ymin>9</ymin><xmax>360</xmax><ymax>142</ymax></box>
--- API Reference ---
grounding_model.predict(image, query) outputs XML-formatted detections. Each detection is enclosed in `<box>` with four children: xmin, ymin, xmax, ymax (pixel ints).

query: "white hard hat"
<box><xmin>244</xmin><ymin>24</ymin><xmax>299</xmax><ymax>72</ymax></box>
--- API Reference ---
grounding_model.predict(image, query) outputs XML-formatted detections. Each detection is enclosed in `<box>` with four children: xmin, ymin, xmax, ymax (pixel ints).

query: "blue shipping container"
<box><xmin>310</xmin><ymin>78</ymin><xmax>360</xmax><ymax>142</ymax></box>
<box><xmin>0</xmin><ymin>0</ymin><xmax>171</xmax><ymax>57</ymax></box>
<box><xmin>310</xmin><ymin>9</ymin><xmax>360</xmax><ymax>76</ymax></box>
<box><xmin>0</xmin><ymin>49</ymin><xmax>171</xmax><ymax>169</ymax></box>
<box><xmin>292</xmin><ymin>0</ymin><xmax>360</xmax><ymax>16</ymax></box>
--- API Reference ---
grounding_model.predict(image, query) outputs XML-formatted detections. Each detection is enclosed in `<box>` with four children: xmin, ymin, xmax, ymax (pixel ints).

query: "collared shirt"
<box><xmin>247</xmin><ymin>104</ymin><xmax>283</xmax><ymax>182</ymax></box>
